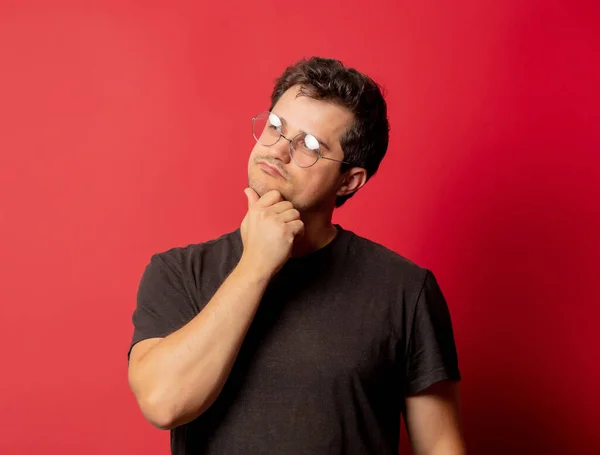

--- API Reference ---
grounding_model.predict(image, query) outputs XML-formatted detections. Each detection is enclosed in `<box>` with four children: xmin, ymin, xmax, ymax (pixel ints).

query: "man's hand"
<box><xmin>240</xmin><ymin>188</ymin><xmax>304</xmax><ymax>278</ymax></box>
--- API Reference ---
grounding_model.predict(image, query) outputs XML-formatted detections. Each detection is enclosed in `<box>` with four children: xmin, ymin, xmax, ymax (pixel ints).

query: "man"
<box><xmin>128</xmin><ymin>57</ymin><xmax>465</xmax><ymax>454</ymax></box>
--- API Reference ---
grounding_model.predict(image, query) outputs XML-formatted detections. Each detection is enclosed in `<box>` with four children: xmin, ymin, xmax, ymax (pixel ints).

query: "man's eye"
<box><xmin>268</xmin><ymin>124</ymin><xmax>283</xmax><ymax>135</ymax></box>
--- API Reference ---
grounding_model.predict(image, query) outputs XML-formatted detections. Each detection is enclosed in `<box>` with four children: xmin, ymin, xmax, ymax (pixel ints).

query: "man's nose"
<box><xmin>267</xmin><ymin>135</ymin><xmax>292</xmax><ymax>163</ymax></box>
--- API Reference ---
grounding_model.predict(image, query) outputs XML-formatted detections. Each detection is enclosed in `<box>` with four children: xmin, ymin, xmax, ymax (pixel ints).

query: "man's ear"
<box><xmin>337</xmin><ymin>167</ymin><xmax>367</xmax><ymax>198</ymax></box>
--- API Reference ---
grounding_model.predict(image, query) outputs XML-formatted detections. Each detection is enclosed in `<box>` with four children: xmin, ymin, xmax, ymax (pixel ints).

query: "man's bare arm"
<box><xmin>404</xmin><ymin>380</ymin><xmax>466</xmax><ymax>455</ymax></box>
<box><xmin>128</xmin><ymin>189</ymin><xmax>304</xmax><ymax>430</ymax></box>
<box><xmin>128</xmin><ymin>259</ymin><xmax>270</xmax><ymax>430</ymax></box>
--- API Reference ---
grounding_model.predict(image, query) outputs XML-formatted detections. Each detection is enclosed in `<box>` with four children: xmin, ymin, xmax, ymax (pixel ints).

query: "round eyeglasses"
<box><xmin>252</xmin><ymin>111</ymin><xmax>351</xmax><ymax>168</ymax></box>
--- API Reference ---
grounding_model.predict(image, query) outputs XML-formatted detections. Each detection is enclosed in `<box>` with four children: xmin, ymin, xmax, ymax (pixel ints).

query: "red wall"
<box><xmin>1</xmin><ymin>1</ymin><xmax>598</xmax><ymax>454</ymax></box>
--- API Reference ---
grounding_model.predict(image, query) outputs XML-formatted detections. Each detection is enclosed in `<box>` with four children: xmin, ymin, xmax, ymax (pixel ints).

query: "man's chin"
<box><xmin>248</xmin><ymin>174</ymin><xmax>288</xmax><ymax>200</ymax></box>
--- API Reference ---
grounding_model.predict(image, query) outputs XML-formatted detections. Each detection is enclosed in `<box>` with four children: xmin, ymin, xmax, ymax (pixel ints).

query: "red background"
<box><xmin>1</xmin><ymin>1</ymin><xmax>598</xmax><ymax>454</ymax></box>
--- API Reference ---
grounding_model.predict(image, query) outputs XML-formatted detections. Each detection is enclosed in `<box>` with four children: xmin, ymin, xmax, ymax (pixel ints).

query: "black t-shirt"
<box><xmin>129</xmin><ymin>225</ymin><xmax>461</xmax><ymax>455</ymax></box>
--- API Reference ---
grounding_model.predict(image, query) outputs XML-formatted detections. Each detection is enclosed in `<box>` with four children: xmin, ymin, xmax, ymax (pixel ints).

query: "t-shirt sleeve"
<box><xmin>405</xmin><ymin>269</ymin><xmax>461</xmax><ymax>395</ymax></box>
<box><xmin>128</xmin><ymin>252</ymin><xmax>198</xmax><ymax>360</ymax></box>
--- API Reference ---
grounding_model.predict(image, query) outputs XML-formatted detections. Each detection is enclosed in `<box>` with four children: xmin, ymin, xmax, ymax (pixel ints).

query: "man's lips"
<box><xmin>258</xmin><ymin>161</ymin><xmax>285</xmax><ymax>179</ymax></box>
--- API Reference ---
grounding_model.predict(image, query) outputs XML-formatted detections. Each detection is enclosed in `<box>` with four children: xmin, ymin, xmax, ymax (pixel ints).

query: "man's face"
<box><xmin>248</xmin><ymin>85</ymin><xmax>354</xmax><ymax>212</ymax></box>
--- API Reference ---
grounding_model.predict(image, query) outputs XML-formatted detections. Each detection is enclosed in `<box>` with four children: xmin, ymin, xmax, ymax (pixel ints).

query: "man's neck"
<box><xmin>291</xmin><ymin>214</ymin><xmax>338</xmax><ymax>258</ymax></box>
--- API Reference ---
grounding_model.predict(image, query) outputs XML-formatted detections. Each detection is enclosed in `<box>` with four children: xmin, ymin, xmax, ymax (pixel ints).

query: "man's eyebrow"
<box><xmin>277</xmin><ymin>114</ymin><xmax>331</xmax><ymax>151</ymax></box>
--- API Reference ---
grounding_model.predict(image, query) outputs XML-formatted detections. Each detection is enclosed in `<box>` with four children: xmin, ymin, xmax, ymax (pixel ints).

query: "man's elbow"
<box><xmin>134</xmin><ymin>386</ymin><xmax>215</xmax><ymax>431</ymax></box>
<box><xmin>147</xmin><ymin>414</ymin><xmax>176</xmax><ymax>431</ymax></box>
<box><xmin>136</xmin><ymin>392</ymin><xmax>181</xmax><ymax>430</ymax></box>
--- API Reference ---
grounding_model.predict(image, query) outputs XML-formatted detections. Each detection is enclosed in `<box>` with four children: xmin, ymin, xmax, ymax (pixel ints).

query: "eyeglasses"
<box><xmin>252</xmin><ymin>111</ymin><xmax>351</xmax><ymax>168</ymax></box>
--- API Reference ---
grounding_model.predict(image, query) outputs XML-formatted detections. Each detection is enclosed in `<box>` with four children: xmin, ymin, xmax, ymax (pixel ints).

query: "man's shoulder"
<box><xmin>344</xmin><ymin>228</ymin><xmax>429</xmax><ymax>284</ymax></box>
<box><xmin>149</xmin><ymin>229</ymin><xmax>242</xmax><ymax>271</ymax></box>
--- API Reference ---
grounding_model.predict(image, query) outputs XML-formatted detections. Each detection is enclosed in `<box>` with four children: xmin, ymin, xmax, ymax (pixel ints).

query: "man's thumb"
<box><xmin>244</xmin><ymin>187</ymin><xmax>259</xmax><ymax>208</ymax></box>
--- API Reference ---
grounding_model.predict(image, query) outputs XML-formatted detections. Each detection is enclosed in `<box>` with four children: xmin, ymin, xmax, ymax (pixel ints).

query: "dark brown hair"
<box><xmin>270</xmin><ymin>56</ymin><xmax>390</xmax><ymax>207</ymax></box>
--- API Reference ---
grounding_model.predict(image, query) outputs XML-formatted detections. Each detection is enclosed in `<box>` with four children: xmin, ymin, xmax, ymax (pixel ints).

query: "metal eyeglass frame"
<box><xmin>252</xmin><ymin>111</ymin><xmax>351</xmax><ymax>168</ymax></box>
